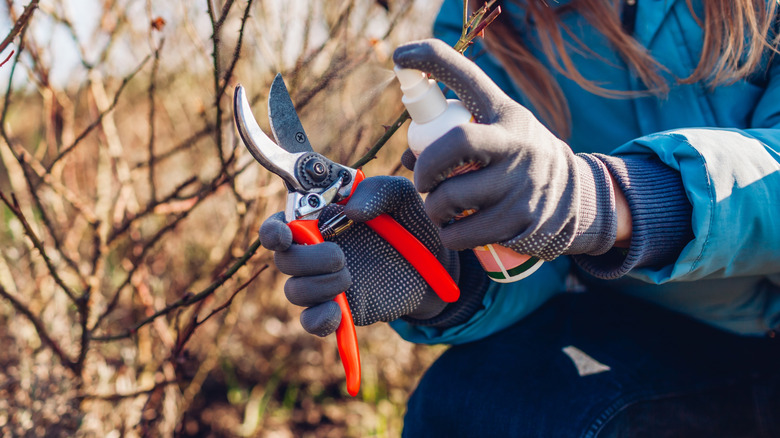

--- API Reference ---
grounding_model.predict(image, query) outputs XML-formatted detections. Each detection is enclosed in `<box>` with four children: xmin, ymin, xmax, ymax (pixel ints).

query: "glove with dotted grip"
<box><xmin>259</xmin><ymin>176</ymin><xmax>458</xmax><ymax>337</ymax></box>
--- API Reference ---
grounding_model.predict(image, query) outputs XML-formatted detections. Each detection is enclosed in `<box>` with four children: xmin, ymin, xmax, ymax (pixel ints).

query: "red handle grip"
<box><xmin>365</xmin><ymin>214</ymin><xmax>460</xmax><ymax>303</ymax></box>
<box><xmin>340</xmin><ymin>169</ymin><xmax>459</xmax><ymax>303</ymax></box>
<box><xmin>288</xmin><ymin>219</ymin><xmax>361</xmax><ymax>397</ymax></box>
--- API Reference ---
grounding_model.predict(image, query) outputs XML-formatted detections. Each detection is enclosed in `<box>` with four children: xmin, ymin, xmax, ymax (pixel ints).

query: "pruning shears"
<box><xmin>233</xmin><ymin>74</ymin><xmax>460</xmax><ymax>396</ymax></box>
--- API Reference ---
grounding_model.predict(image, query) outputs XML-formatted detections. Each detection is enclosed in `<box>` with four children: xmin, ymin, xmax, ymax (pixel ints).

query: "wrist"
<box><xmin>610</xmin><ymin>171</ymin><xmax>632</xmax><ymax>247</ymax></box>
<box><xmin>573</xmin><ymin>154</ymin><xmax>693</xmax><ymax>279</ymax></box>
<box><xmin>565</xmin><ymin>154</ymin><xmax>618</xmax><ymax>256</ymax></box>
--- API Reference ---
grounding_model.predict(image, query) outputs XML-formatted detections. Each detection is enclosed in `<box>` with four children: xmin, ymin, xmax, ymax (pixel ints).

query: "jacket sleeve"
<box><xmin>609</xmin><ymin>132</ymin><xmax>780</xmax><ymax>283</ymax></box>
<box><xmin>596</xmin><ymin>48</ymin><xmax>777</xmax><ymax>284</ymax></box>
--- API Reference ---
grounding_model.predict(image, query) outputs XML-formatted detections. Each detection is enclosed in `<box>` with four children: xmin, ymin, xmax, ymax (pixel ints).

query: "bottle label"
<box><xmin>473</xmin><ymin>245</ymin><xmax>543</xmax><ymax>282</ymax></box>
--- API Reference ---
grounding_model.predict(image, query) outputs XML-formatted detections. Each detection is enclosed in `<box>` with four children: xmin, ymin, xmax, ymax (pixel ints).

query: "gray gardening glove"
<box><xmin>259</xmin><ymin>176</ymin><xmax>458</xmax><ymax>337</ymax></box>
<box><xmin>393</xmin><ymin>39</ymin><xmax>618</xmax><ymax>260</ymax></box>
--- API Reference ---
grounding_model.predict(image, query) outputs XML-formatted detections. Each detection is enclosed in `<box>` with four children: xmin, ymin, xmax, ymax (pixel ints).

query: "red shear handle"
<box><xmin>288</xmin><ymin>219</ymin><xmax>361</xmax><ymax>397</ymax></box>
<box><xmin>341</xmin><ymin>170</ymin><xmax>459</xmax><ymax>303</ymax></box>
<box><xmin>365</xmin><ymin>214</ymin><xmax>460</xmax><ymax>303</ymax></box>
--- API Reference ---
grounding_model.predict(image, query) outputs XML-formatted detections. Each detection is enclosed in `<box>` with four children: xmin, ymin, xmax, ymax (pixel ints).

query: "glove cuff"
<box><xmin>573</xmin><ymin>154</ymin><xmax>693</xmax><ymax>279</ymax></box>
<box><xmin>402</xmin><ymin>250</ymin><xmax>489</xmax><ymax>328</ymax></box>
<box><xmin>565</xmin><ymin>154</ymin><xmax>618</xmax><ymax>256</ymax></box>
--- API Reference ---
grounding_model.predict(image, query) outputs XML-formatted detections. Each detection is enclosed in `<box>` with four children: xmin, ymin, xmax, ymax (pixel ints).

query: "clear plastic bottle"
<box><xmin>394</xmin><ymin>67</ymin><xmax>543</xmax><ymax>282</ymax></box>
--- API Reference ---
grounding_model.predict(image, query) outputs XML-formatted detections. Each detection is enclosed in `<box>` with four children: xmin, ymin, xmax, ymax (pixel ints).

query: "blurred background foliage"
<box><xmin>0</xmin><ymin>0</ymin><xmax>447</xmax><ymax>436</ymax></box>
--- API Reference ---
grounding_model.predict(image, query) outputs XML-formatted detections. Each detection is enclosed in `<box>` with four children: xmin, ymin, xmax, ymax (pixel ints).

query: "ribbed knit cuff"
<box><xmin>572</xmin><ymin>154</ymin><xmax>693</xmax><ymax>279</ymax></box>
<box><xmin>402</xmin><ymin>250</ymin><xmax>489</xmax><ymax>328</ymax></box>
<box><xmin>565</xmin><ymin>154</ymin><xmax>618</xmax><ymax>256</ymax></box>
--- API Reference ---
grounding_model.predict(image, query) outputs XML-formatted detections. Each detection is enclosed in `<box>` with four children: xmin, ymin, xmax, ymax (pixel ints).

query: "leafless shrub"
<box><xmin>0</xmin><ymin>0</ymin><xmax>444</xmax><ymax>436</ymax></box>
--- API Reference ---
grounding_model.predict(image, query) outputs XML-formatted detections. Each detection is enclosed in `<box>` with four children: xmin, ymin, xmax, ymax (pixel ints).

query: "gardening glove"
<box><xmin>393</xmin><ymin>39</ymin><xmax>618</xmax><ymax>261</ymax></box>
<box><xmin>259</xmin><ymin>176</ymin><xmax>460</xmax><ymax>337</ymax></box>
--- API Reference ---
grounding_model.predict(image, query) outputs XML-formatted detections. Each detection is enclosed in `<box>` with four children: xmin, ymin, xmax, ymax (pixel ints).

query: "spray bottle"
<box><xmin>394</xmin><ymin>66</ymin><xmax>543</xmax><ymax>283</ymax></box>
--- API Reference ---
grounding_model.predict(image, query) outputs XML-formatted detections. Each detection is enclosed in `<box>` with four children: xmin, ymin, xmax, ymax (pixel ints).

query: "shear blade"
<box><xmin>268</xmin><ymin>74</ymin><xmax>314</xmax><ymax>154</ymax></box>
<box><xmin>233</xmin><ymin>84</ymin><xmax>304</xmax><ymax>191</ymax></box>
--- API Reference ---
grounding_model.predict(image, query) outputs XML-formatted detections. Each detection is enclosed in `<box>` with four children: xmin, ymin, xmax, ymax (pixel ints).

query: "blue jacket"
<box><xmin>392</xmin><ymin>0</ymin><xmax>780</xmax><ymax>344</ymax></box>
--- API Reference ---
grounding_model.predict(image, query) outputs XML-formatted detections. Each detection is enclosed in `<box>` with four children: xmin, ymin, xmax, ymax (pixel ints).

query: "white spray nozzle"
<box><xmin>394</xmin><ymin>66</ymin><xmax>431</xmax><ymax>99</ymax></box>
<box><xmin>394</xmin><ymin>65</ymin><xmax>448</xmax><ymax>124</ymax></box>
<box><xmin>394</xmin><ymin>66</ymin><xmax>425</xmax><ymax>88</ymax></box>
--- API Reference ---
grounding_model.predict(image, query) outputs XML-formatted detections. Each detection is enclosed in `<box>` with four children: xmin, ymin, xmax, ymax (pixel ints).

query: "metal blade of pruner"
<box><xmin>233</xmin><ymin>84</ymin><xmax>306</xmax><ymax>192</ymax></box>
<box><xmin>268</xmin><ymin>73</ymin><xmax>314</xmax><ymax>154</ymax></box>
<box><xmin>234</xmin><ymin>81</ymin><xmax>358</xmax><ymax>219</ymax></box>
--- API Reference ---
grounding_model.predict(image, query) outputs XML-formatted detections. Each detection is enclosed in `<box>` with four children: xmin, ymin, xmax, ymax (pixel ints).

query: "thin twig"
<box><xmin>218</xmin><ymin>0</ymin><xmax>254</xmax><ymax>203</ymax></box>
<box><xmin>91</xmin><ymin>237</ymin><xmax>263</xmax><ymax>341</ymax></box>
<box><xmin>107</xmin><ymin>176</ymin><xmax>198</xmax><ymax>244</ymax></box>
<box><xmin>215</xmin><ymin>0</ymin><xmax>236</xmax><ymax>29</ymax></box>
<box><xmin>0</xmin><ymin>191</ymin><xmax>80</xmax><ymax>303</ymax></box>
<box><xmin>0</xmin><ymin>0</ymin><xmax>39</xmax><ymax>54</ymax></box>
<box><xmin>207</xmin><ymin>0</ymin><xmax>228</xmax><ymax>170</ymax></box>
<box><xmin>0</xmin><ymin>284</ymin><xmax>77</xmax><ymax>373</ymax></box>
<box><xmin>173</xmin><ymin>264</ymin><xmax>266</xmax><ymax>356</ymax></box>
<box><xmin>216</xmin><ymin>0</ymin><xmax>254</xmax><ymax>103</ymax></box>
<box><xmin>46</xmin><ymin>54</ymin><xmax>151</xmax><ymax>172</ymax></box>
<box><xmin>147</xmin><ymin>39</ymin><xmax>164</xmax><ymax>202</ymax></box>
<box><xmin>132</xmin><ymin>124</ymin><xmax>214</xmax><ymax>169</ymax></box>
<box><xmin>18</xmin><ymin>160</ymin><xmax>87</xmax><ymax>288</ymax></box>
<box><xmin>196</xmin><ymin>265</ymin><xmax>265</xmax><ymax>325</ymax></box>
<box><xmin>350</xmin><ymin>110</ymin><xmax>409</xmax><ymax>169</ymax></box>
<box><xmin>93</xmin><ymin>169</ymin><xmax>243</xmax><ymax>332</ymax></box>
<box><xmin>0</xmin><ymin>24</ymin><xmax>24</xmax><ymax>130</ymax></box>
<box><xmin>0</xmin><ymin>50</ymin><xmax>14</xmax><ymax>68</ymax></box>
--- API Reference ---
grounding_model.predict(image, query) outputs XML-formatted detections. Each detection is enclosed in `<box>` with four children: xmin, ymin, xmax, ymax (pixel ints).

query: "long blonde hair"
<box><xmin>481</xmin><ymin>0</ymin><xmax>780</xmax><ymax>138</ymax></box>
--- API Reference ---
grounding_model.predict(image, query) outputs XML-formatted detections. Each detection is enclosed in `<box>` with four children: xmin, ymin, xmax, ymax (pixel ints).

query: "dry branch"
<box><xmin>91</xmin><ymin>238</ymin><xmax>263</xmax><ymax>341</ymax></box>
<box><xmin>0</xmin><ymin>0</ymin><xmax>438</xmax><ymax>434</ymax></box>
<box><xmin>46</xmin><ymin>54</ymin><xmax>151</xmax><ymax>171</ymax></box>
<box><xmin>0</xmin><ymin>284</ymin><xmax>77</xmax><ymax>373</ymax></box>
<box><xmin>0</xmin><ymin>191</ymin><xmax>80</xmax><ymax>303</ymax></box>
<box><xmin>0</xmin><ymin>0</ymin><xmax>39</xmax><ymax>54</ymax></box>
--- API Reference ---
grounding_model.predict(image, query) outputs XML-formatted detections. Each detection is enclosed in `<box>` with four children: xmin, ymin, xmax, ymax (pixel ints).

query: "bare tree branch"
<box><xmin>91</xmin><ymin>238</ymin><xmax>263</xmax><ymax>341</ymax></box>
<box><xmin>147</xmin><ymin>39</ymin><xmax>164</xmax><ymax>202</ymax></box>
<box><xmin>196</xmin><ymin>264</ymin><xmax>264</xmax><ymax>326</ymax></box>
<box><xmin>46</xmin><ymin>54</ymin><xmax>151</xmax><ymax>172</ymax></box>
<box><xmin>0</xmin><ymin>284</ymin><xmax>77</xmax><ymax>373</ymax></box>
<box><xmin>0</xmin><ymin>191</ymin><xmax>80</xmax><ymax>303</ymax></box>
<box><xmin>0</xmin><ymin>0</ymin><xmax>39</xmax><ymax>54</ymax></box>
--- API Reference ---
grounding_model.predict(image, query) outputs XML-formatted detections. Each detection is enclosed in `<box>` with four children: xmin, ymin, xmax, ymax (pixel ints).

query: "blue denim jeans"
<box><xmin>403</xmin><ymin>290</ymin><xmax>780</xmax><ymax>437</ymax></box>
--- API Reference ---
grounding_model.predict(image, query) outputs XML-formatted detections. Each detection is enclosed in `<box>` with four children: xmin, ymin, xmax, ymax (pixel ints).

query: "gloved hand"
<box><xmin>259</xmin><ymin>176</ymin><xmax>459</xmax><ymax>337</ymax></box>
<box><xmin>393</xmin><ymin>39</ymin><xmax>618</xmax><ymax>261</ymax></box>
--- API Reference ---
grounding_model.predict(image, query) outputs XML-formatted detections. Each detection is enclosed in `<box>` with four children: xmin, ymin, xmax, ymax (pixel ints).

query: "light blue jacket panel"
<box><xmin>391</xmin><ymin>0</ymin><xmax>780</xmax><ymax>344</ymax></box>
